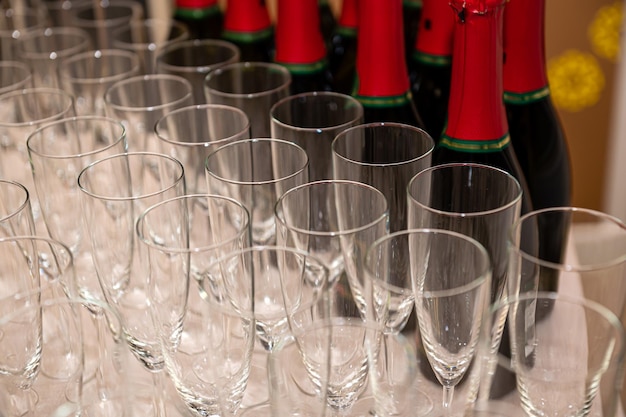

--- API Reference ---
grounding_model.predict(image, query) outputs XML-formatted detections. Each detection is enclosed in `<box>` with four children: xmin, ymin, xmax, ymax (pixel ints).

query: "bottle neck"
<box><xmin>175</xmin><ymin>0</ymin><xmax>218</xmax><ymax>13</ymax></box>
<box><xmin>442</xmin><ymin>0</ymin><xmax>509</xmax><ymax>151</ymax></box>
<box><xmin>223</xmin><ymin>0</ymin><xmax>272</xmax><ymax>40</ymax></box>
<box><xmin>354</xmin><ymin>0</ymin><xmax>411</xmax><ymax>104</ymax></box>
<box><xmin>503</xmin><ymin>0</ymin><xmax>550</xmax><ymax>103</ymax></box>
<box><xmin>413</xmin><ymin>0</ymin><xmax>454</xmax><ymax>66</ymax></box>
<box><xmin>337</xmin><ymin>0</ymin><xmax>358</xmax><ymax>36</ymax></box>
<box><xmin>275</xmin><ymin>0</ymin><xmax>327</xmax><ymax>70</ymax></box>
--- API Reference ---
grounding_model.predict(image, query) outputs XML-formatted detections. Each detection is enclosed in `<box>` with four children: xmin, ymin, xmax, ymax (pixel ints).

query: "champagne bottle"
<box><xmin>353</xmin><ymin>0</ymin><xmax>424</xmax><ymax>127</ymax></box>
<box><xmin>274</xmin><ymin>0</ymin><xmax>332</xmax><ymax>94</ymax></box>
<box><xmin>432</xmin><ymin>0</ymin><xmax>531</xmax><ymax>396</ymax></box>
<box><xmin>221</xmin><ymin>0</ymin><xmax>274</xmax><ymax>62</ymax></box>
<box><xmin>408</xmin><ymin>0</ymin><xmax>454</xmax><ymax>139</ymax></box>
<box><xmin>403</xmin><ymin>0</ymin><xmax>422</xmax><ymax>62</ymax></box>
<box><xmin>328</xmin><ymin>0</ymin><xmax>358</xmax><ymax>94</ymax></box>
<box><xmin>503</xmin><ymin>0</ymin><xmax>572</xmax><ymax>292</ymax></box>
<box><xmin>174</xmin><ymin>0</ymin><xmax>223</xmax><ymax>40</ymax></box>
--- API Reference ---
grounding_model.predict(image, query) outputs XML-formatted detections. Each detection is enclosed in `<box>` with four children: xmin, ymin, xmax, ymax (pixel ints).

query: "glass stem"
<box><xmin>442</xmin><ymin>384</ymin><xmax>454</xmax><ymax>409</ymax></box>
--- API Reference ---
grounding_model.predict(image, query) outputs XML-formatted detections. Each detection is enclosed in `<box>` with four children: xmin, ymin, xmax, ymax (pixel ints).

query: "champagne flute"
<box><xmin>0</xmin><ymin>61</ymin><xmax>33</xmax><ymax>95</ymax></box>
<box><xmin>0</xmin><ymin>179</ymin><xmax>35</xmax><ymax>238</ymax></box>
<box><xmin>412</xmin><ymin>228</ymin><xmax>492</xmax><ymax>412</ymax></box>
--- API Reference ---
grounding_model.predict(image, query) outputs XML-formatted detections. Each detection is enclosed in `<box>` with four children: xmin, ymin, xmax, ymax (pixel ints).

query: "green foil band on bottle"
<box><xmin>439</xmin><ymin>133</ymin><xmax>511</xmax><ymax>152</ymax></box>
<box><xmin>354</xmin><ymin>92</ymin><xmax>412</xmax><ymax>108</ymax></box>
<box><xmin>279</xmin><ymin>60</ymin><xmax>327</xmax><ymax>75</ymax></box>
<box><xmin>175</xmin><ymin>4</ymin><xmax>220</xmax><ymax>20</ymax></box>
<box><xmin>336</xmin><ymin>26</ymin><xmax>357</xmax><ymax>37</ymax></box>
<box><xmin>503</xmin><ymin>86</ymin><xmax>550</xmax><ymax>105</ymax></box>
<box><xmin>404</xmin><ymin>0</ymin><xmax>423</xmax><ymax>8</ymax></box>
<box><xmin>412</xmin><ymin>51</ymin><xmax>451</xmax><ymax>66</ymax></box>
<box><xmin>222</xmin><ymin>27</ymin><xmax>273</xmax><ymax>43</ymax></box>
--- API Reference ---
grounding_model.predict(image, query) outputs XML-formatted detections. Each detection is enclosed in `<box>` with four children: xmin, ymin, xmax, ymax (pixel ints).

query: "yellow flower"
<box><xmin>547</xmin><ymin>50</ymin><xmax>605</xmax><ymax>112</ymax></box>
<box><xmin>588</xmin><ymin>1</ymin><xmax>622</xmax><ymax>62</ymax></box>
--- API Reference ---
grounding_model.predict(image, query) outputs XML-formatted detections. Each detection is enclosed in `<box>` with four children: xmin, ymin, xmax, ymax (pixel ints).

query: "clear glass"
<box><xmin>0</xmin><ymin>61</ymin><xmax>33</xmax><ymax>95</ymax></box>
<box><xmin>104</xmin><ymin>73</ymin><xmax>193</xmax><ymax>152</ymax></box>
<box><xmin>16</xmin><ymin>26</ymin><xmax>92</xmax><ymax>89</ymax></box>
<box><xmin>204</xmin><ymin>62</ymin><xmax>292</xmax><ymax>137</ymax></box>
<box><xmin>271</xmin><ymin>91</ymin><xmax>364</xmax><ymax>181</ymax></box>
<box><xmin>332</xmin><ymin>122</ymin><xmax>435</xmax><ymax>233</ymax></box>
<box><xmin>412</xmin><ymin>228</ymin><xmax>492</xmax><ymax>412</ymax></box>
<box><xmin>156</xmin><ymin>38</ymin><xmax>240</xmax><ymax>104</ymax></box>
<box><xmin>205</xmin><ymin>138</ymin><xmax>309</xmax><ymax>246</ymax></box>
<box><xmin>472</xmin><ymin>292</ymin><xmax>626</xmax><ymax>417</ymax></box>
<box><xmin>136</xmin><ymin>194</ymin><xmax>252</xmax><ymax>417</ymax></box>
<box><xmin>0</xmin><ymin>7</ymin><xmax>47</xmax><ymax>61</ymax></box>
<box><xmin>155</xmin><ymin>104</ymin><xmax>250</xmax><ymax>194</ymax></box>
<box><xmin>112</xmin><ymin>18</ymin><xmax>189</xmax><ymax>74</ymax></box>
<box><xmin>27</xmin><ymin>116</ymin><xmax>127</xmax><ymax>303</ymax></box>
<box><xmin>58</xmin><ymin>48</ymin><xmax>141</xmax><ymax>116</ymax></box>
<box><xmin>509</xmin><ymin>207</ymin><xmax>626</xmax><ymax>417</ymax></box>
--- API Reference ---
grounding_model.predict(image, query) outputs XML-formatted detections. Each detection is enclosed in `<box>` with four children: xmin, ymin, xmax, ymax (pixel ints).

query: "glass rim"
<box><xmin>269</xmin><ymin>91</ymin><xmax>364</xmax><ymax>132</ymax></box>
<box><xmin>0</xmin><ymin>179</ymin><xmax>30</xmax><ymax>224</ymax></box>
<box><xmin>0</xmin><ymin>60</ymin><xmax>32</xmax><ymax>95</ymax></box>
<box><xmin>407</xmin><ymin>162</ymin><xmax>523</xmax><ymax>217</ymax></box>
<box><xmin>274</xmin><ymin>179</ymin><xmax>390</xmax><ymax>237</ymax></box>
<box><xmin>154</xmin><ymin>104</ymin><xmax>250</xmax><ymax>147</ymax></box>
<box><xmin>77</xmin><ymin>151</ymin><xmax>185</xmax><ymax>201</ymax></box>
<box><xmin>111</xmin><ymin>17</ymin><xmax>189</xmax><ymax>44</ymax></box>
<box><xmin>510</xmin><ymin>206</ymin><xmax>626</xmax><ymax>272</ymax></box>
<box><xmin>204</xmin><ymin>61</ymin><xmax>292</xmax><ymax>99</ymax></box>
<box><xmin>378</xmin><ymin>228</ymin><xmax>492</xmax><ymax>298</ymax></box>
<box><xmin>17</xmin><ymin>26</ymin><xmax>91</xmax><ymax>59</ymax></box>
<box><xmin>156</xmin><ymin>38</ymin><xmax>240</xmax><ymax>73</ymax></box>
<box><xmin>135</xmin><ymin>193</ymin><xmax>251</xmax><ymax>254</ymax></box>
<box><xmin>104</xmin><ymin>73</ymin><xmax>193</xmax><ymax>112</ymax></box>
<box><xmin>70</xmin><ymin>0</ymin><xmax>141</xmax><ymax>28</ymax></box>
<box><xmin>58</xmin><ymin>48</ymin><xmax>141</xmax><ymax>84</ymax></box>
<box><xmin>332</xmin><ymin>121</ymin><xmax>435</xmax><ymax>168</ymax></box>
<box><xmin>0</xmin><ymin>87</ymin><xmax>74</xmax><ymax>127</ymax></box>
<box><xmin>205</xmin><ymin>138</ymin><xmax>309</xmax><ymax>186</ymax></box>
<box><xmin>27</xmin><ymin>115</ymin><xmax>127</xmax><ymax>159</ymax></box>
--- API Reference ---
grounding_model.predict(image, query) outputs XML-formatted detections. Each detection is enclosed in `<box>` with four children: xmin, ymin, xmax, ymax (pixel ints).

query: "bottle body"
<box><xmin>353</xmin><ymin>0</ymin><xmax>424</xmax><ymax>127</ymax></box>
<box><xmin>221</xmin><ymin>0</ymin><xmax>274</xmax><ymax>62</ymax></box>
<box><xmin>174</xmin><ymin>0</ymin><xmax>223</xmax><ymax>39</ymax></box>
<box><xmin>504</xmin><ymin>0</ymin><xmax>572</xmax><ymax>292</ymax></box>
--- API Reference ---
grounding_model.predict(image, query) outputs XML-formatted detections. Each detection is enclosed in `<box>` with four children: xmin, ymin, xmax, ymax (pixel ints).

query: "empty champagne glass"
<box><xmin>204</xmin><ymin>62</ymin><xmax>292</xmax><ymax>137</ymax></box>
<box><xmin>136</xmin><ymin>194</ymin><xmax>252</xmax><ymax>416</ymax></box>
<box><xmin>155</xmin><ymin>104</ymin><xmax>250</xmax><ymax>195</ymax></box>
<box><xmin>27</xmin><ymin>116</ymin><xmax>128</xmax><ymax>303</ymax></box>
<box><xmin>112</xmin><ymin>18</ymin><xmax>189</xmax><ymax>74</ymax></box>
<box><xmin>16</xmin><ymin>26</ymin><xmax>92</xmax><ymax>89</ymax></box>
<box><xmin>205</xmin><ymin>138</ymin><xmax>309</xmax><ymax>245</ymax></box>
<box><xmin>412</xmin><ymin>228</ymin><xmax>492</xmax><ymax>412</ymax></box>
<box><xmin>0</xmin><ymin>61</ymin><xmax>33</xmax><ymax>95</ymax></box>
<box><xmin>474</xmin><ymin>292</ymin><xmax>626</xmax><ymax>417</ymax></box>
<box><xmin>104</xmin><ymin>73</ymin><xmax>194</xmax><ymax>152</ymax></box>
<box><xmin>270</xmin><ymin>91</ymin><xmax>364</xmax><ymax>181</ymax></box>
<box><xmin>156</xmin><ymin>38</ymin><xmax>241</xmax><ymax>105</ymax></box>
<box><xmin>275</xmin><ymin>180</ymin><xmax>389</xmax><ymax>320</ymax></box>
<box><xmin>0</xmin><ymin>7</ymin><xmax>47</xmax><ymax>61</ymax></box>
<box><xmin>58</xmin><ymin>48</ymin><xmax>141</xmax><ymax>116</ymax></box>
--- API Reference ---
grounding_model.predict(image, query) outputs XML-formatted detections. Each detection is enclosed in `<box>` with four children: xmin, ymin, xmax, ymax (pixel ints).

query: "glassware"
<box><xmin>27</xmin><ymin>116</ymin><xmax>127</xmax><ymax>303</ymax></box>
<box><xmin>0</xmin><ymin>61</ymin><xmax>33</xmax><ymax>95</ymax></box>
<box><xmin>156</xmin><ymin>38</ymin><xmax>240</xmax><ymax>105</ymax></box>
<box><xmin>270</xmin><ymin>91</ymin><xmax>363</xmax><ymax>181</ymax></box>
<box><xmin>204</xmin><ymin>62</ymin><xmax>292</xmax><ymax>137</ymax></box>
<box><xmin>333</xmin><ymin>121</ymin><xmax>435</xmax><ymax>233</ymax></box>
<box><xmin>16</xmin><ymin>26</ymin><xmax>92</xmax><ymax>89</ymax></box>
<box><xmin>412</xmin><ymin>228</ymin><xmax>492</xmax><ymax>412</ymax></box>
<box><xmin>104</xmin><ymin>73</ymin><xmax>193</xmax><ymax>152</ymax></box>
<box><xmin>0</xmin><ymin>7</ymin><xmax>47</xmax><ymax>61</ymax></box>
<box><xmin>155</xmin><ymin>104</ymin><xmax>250</xmax><ymax>195</ymax></box>
<box><xmin>58</xmin><ymin>48</ymin><xmax>141</xmax><ymax>116</ymax></box>
<box><xmin>136</xmin><ymin>194</ymin><xmax>252</xmax><ymax>417</ymax></box>
<box><xmin>509</xmin><ymin>207</ymin><xmax>626</xmax><ymax>416</ymax></box>
<box><xmin>112</xmin><ymin>18</ymin><xmax>189</xmax><ymax>74</ymax></box>
<box><xmin>205</xmin><ymin>138</ymin><xmax>309</xmax><ymax>246</ymax></box>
